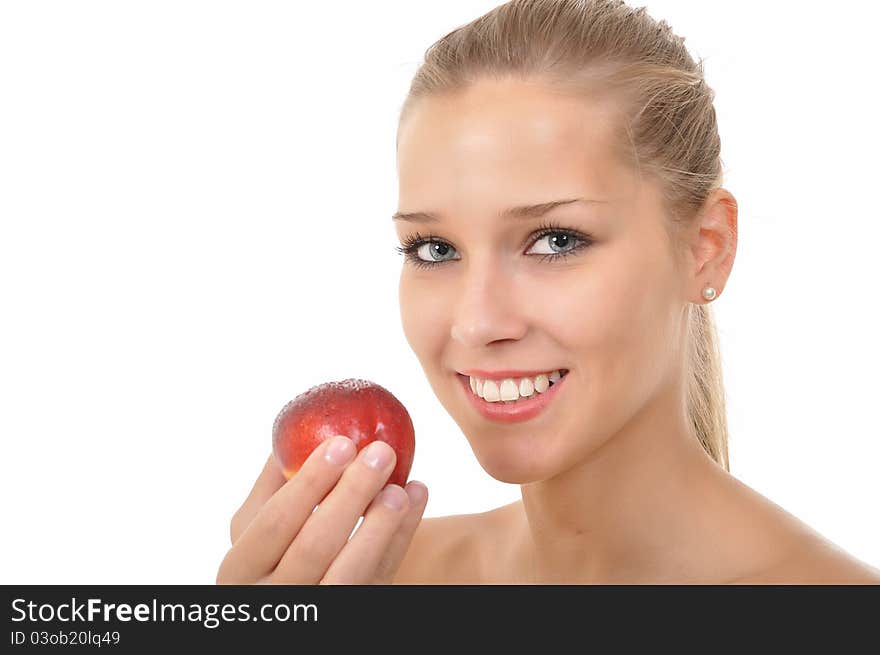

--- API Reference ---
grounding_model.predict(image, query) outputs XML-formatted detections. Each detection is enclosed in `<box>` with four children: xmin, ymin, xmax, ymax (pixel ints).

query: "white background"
<box><xmin>1</xmin><ymin>1</ymin><xmax>878</xmax><ymax>584</ymax></box>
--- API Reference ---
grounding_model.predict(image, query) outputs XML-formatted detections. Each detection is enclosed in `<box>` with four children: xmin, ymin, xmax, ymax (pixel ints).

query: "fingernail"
<box><xmin>406</xmin><ymin>481</ymin><xmax>428</xmax><ymax>505</ymax></box>
<box><xmin>362</xmin><ymin>440</ymin><xmax>393</xmax><ymax>470</ymax></box>
<box><xmin>324</xmin><ymin>436</ymin><xmax>355</xmax><ymax>466</ymax></box>
<box><xmin>378</xmin><ymin>484</ymin><xmax>407</xmax><ymax>511</ymax></box>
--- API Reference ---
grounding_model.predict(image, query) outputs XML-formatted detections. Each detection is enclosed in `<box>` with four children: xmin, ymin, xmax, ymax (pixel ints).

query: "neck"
<box><xmin>516</xmin><ymin>378</ymin><xmax>726</xmax><ymax>584</ymax></box>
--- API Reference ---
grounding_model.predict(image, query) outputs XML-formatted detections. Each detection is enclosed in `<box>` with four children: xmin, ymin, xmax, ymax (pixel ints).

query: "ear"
<box><xmin>687</xmin><ymin>187</ymin><xmax>738</xmax><ymax>303</ymax></box>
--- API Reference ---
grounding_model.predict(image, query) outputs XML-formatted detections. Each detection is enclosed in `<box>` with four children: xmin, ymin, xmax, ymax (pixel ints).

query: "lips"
<box><xmin>459</xmin><ymin>368</ymin><xmax>569</xmax><ymax>379</ymax></box>
<box><xmin>456</xmin><ymin>370</ymin><xmax>569</xmax><ymax>423</ymax></box>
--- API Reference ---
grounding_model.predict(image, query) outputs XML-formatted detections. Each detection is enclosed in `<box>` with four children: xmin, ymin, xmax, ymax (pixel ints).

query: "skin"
<box><xmin>390</xmin><ymin>76</ymin><xmax>880</xmax><ymax>584</ymax></box>
<box><xmin>218</xmin><ymin>437</ymin><xmax>429</xmax><ymax>585</ymax></box>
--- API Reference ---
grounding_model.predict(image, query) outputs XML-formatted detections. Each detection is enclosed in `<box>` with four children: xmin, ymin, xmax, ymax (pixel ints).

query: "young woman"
<box><xmin>217</xmin><ymin>0</ymin><xmax>880</xmax><ymax>585</ymax></box>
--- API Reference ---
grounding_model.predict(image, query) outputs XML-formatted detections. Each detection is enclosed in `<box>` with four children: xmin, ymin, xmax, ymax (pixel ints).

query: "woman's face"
<box><xmin>394</xmin><ymin>78</ymin><xmax>690</xmax><ymax>484</ymax></box>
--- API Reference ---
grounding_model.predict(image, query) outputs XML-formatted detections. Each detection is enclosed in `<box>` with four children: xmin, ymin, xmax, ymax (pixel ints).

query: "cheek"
<box><xmin>398</xmin><ymin>272</ymin><xmax>449</xmax><ymax>363</ymax></box>
<box><xmin>538</xmin><ymin>244</ymin><xmax>679</xmax><ymax>427</ymax></box>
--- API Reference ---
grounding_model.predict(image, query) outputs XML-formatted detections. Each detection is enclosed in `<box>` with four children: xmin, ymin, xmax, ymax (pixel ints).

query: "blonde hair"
<box><xmin>396</xmin><ymin>0</ymin><xmax>731</xmax><ymax>470</ymax></box>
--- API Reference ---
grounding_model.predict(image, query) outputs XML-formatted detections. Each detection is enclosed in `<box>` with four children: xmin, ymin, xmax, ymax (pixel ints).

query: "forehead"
<box><xmin>396</xmin><ymin>78</ymin><xmax>635</xmax><ymax>212</ymax></box>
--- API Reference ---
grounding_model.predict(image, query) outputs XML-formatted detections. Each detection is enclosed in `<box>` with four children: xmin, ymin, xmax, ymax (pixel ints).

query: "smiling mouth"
<box><xmin>457</xmin><ymin>369</ymin><xmax>569</xmax><ymax>402</ymax></box>
<box><xmin>455</xmin><ymin>369</ymin><xmax>569</xmax><ymax>423</ymax></box>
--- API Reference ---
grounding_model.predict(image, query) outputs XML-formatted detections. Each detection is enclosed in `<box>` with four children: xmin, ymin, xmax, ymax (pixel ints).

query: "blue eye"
<box><xmin>395</xmin><ymin>221</ymin><xmax>593</xmax><ymax>270</ymax></box>
<box><xmin>401</xmin><ymin>239</ymin><xmax>460</xmax><ymax>268</ymax></box>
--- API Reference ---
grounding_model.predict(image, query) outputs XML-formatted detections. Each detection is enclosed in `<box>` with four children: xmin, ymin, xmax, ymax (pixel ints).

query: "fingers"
<box><xmin>373</xmin><ymin>481</ymin><xmax>429</xmax><ymax>582</ymax></box>
<box><xmin>270</xmin><ymin>440</ymin><xmax>398</xmax><ymax>584</ymax></box>
<box><xmin>230</xmin><ymin>453</ymin><xmax>287</xmax><ymax>545</ymax></box>
<box><xmin>218</xmin><ymin>436</ymin><xmax>357</xmax><ymax>583</ymax></box>
<box><xmin>321</xmin><ymin>480</ymin><xmax>429</xmax><ymax>585</ymax></box>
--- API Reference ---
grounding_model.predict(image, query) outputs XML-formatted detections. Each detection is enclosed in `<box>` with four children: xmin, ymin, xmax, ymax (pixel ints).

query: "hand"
<box><xmin>216</xmin><ymin>435</ymin><xmax>428</xmax><ymax>585</ymax></box>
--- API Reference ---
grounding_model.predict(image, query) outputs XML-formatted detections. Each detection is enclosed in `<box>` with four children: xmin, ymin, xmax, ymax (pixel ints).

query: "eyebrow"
<box><xmin>391</xmin><ymin>198</ymin><xmax>608</xmax><ymax>223</ymax></box>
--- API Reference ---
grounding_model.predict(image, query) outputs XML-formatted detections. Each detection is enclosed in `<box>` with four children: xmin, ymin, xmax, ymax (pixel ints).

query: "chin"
<box><xmin>435</xmin><ymin>370</ymin><xmax>600</xmax><ymax>483</ymax></box>
<box><xmin>463</xmin><ymin>431</ymin><xmax>562</xmax><ymax>484</ymax></box>
<box><xmin>481</xmin><ymin>463</ymin><xmax>546</xmax><ymax>485</ymax></box>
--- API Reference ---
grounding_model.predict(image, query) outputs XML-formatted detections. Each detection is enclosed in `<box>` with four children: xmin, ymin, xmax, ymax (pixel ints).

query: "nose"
<box><xmin>450</xmin><ymin>260</ymin><xmax>528</xmax><ymax>348</ymax></box>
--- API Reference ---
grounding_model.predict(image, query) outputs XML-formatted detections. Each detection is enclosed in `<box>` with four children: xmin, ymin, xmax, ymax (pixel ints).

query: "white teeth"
<box><xmin>467</xmin><ymin>369</ymin><xmax>566</xmax><ymax>402</ymax></box>
<box><xmin>499</xmin><ymin>379</ymin><xmax>519</xmax><ymax>401</ymax></box>
<box><xmin>534</xmin><ymin>374</ymin><xmax>549</xmax><ymax>393</ymax></box>
<box><xmin>482</xmin><ymin>379</ymin><xmax>500</xmax><ymax>402</ymax></box>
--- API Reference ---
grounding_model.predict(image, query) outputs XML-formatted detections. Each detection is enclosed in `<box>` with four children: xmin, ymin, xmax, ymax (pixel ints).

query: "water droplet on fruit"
<box><xmin>336</xmin><ymin>378</ymin><xmax>373</xmax><ymax>392</ymax></box>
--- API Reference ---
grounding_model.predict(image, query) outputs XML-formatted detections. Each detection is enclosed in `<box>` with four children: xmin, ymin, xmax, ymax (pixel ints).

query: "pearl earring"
<box><xmin>702</xmin><ymin>286</ymin><xmax>717</xmax><ymax>301</ymax></box>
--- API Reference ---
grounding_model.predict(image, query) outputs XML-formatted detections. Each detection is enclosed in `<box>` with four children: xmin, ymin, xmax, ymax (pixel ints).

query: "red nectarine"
<box><xmin>272</xmin><ymin>378</ymin><xmax>415</xmax><ymax>488</ymax></box>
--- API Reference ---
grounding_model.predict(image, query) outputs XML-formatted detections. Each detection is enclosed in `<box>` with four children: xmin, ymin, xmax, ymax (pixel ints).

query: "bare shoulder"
<box><xmin>696</xmin><ymin>468</ymin><xmax>880</xmax><ymax>585</ymax></box>
<box><xmin>390</xmin><ymin>514</ymin><xmax>470</xmax><ymax>584</ymax></box>
<box><xmin>391</xmin><ymin>501</ymin><xmax>520</xmax><ymax>585</ymax></box>
<box><xmin>730</xmin><ymin>536</ymin><xmax>880</xmax><ymax>585</ymax></box>
<box><xmin>719</xmin><ymin>492</ymin><xmax>880</xmax><ymax>585</ymax></box>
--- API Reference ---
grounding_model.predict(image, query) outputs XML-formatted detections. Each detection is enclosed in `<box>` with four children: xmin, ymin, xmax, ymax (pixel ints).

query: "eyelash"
<box><xmin>394</xmin><ymin>220</ymin><xmax>593</xmax><ymax>270</ymax></box>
